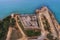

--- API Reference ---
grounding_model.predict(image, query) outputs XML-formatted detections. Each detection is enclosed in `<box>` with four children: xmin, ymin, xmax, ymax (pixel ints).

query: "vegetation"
<box><xmin>25</xmin><ymin>30</ymin><xmax>41</xmax><ymax>37</ymax></box>
<box><xmin>18</xmin><ymin>19</ymin><xmax>24</xmax><ymax>30</ymax></box>
<box><xmin>0</xmin><ymin>16</ymin><xmax>11</xmax><ymax>40</ymax></box>
<box><xmin>42</xmin><ymin>15</ymin><xmax>59</xmax><ymax>40</ymax></box>
<box><xmin>10</xmin><ymin>18</ymin><xmax>16</xmax><ymax>27</ymax></box>
<box><xmin>47</xmin><ymin>33</ymin><xmax>53</xmax><ymax>40</ymax></box>
<box><xmin>0</xmin><ymin>16</ymin><xmax>16</xmax><ymax>40</ymax></box>
<box><xmin>18</xmin><ymin>18</ymin><xmax>41</xmax><ymax>37</ymax></box>
<box><xmin>42</xmin><ymin>15</ymin><xmax>51</xmax><ymax>33</ymax></box>
<box><xmin>54</xmin><ymin>37</ymin><xmax>59</xmax><ymax>40</ymax></box>
<box><xmin>47</xmin><ymin>33</ymin><xmax>59</xmax><ymax>40</ymax></box>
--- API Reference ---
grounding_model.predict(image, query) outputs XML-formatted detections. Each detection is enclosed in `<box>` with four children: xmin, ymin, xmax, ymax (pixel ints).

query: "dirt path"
<box><xmin>6</xmin><ymin>27</ymin><xmax>13</xmax><ymax>40</ymax></box>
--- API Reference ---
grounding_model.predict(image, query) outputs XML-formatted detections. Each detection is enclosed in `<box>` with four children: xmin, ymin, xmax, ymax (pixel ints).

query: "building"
<box><xmin>6</xmin><ymin>7</ymin><xmax>60</xmax><ymax>40</ymax></box>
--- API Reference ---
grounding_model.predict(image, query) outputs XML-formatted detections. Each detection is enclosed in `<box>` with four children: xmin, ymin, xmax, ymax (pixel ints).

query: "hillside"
<box><xmin>0</xmin><ymin>7</ymin><xmax>60</xmax><ymax>40</ymax></box>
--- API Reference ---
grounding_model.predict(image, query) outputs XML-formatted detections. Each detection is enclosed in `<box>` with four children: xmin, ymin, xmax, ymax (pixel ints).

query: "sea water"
<box><xmin>0</xmin><ymin>0</ymin><xmax>60</xmax><ymax>23</ymax></box>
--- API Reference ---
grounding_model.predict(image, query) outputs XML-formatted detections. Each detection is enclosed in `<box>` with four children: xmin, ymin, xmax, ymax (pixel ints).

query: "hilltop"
<box><xmin>0</xmin><ymin>6</ymin><xmax>60</xmax><ymax>40</ymax></box>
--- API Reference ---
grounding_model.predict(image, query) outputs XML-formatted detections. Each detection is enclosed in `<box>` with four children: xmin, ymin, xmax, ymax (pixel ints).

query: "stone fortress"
<box><xmin>6</xmin><ymin>7</ymin><xmax>60</xmax><ymax>40</ymax></box>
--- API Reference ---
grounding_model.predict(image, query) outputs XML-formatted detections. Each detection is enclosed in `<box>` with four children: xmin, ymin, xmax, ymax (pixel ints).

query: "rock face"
<box><xmin>6</xmin><ymin>7</ymin><xmax>60</xmax><ymax>40</ymax></box>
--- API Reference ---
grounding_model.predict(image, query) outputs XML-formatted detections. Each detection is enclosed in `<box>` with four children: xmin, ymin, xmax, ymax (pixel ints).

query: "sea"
<box><xmin>0</xmin><ymin>0</ymin><xmax>60</xmax><ymax>23</ymax></box>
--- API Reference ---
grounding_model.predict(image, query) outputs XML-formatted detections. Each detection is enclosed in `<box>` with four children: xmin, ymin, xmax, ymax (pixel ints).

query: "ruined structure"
<box><xmin>6</xmin><ymin>7</ymin><xmax>60</xmax><ymax>40</ymax></box>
